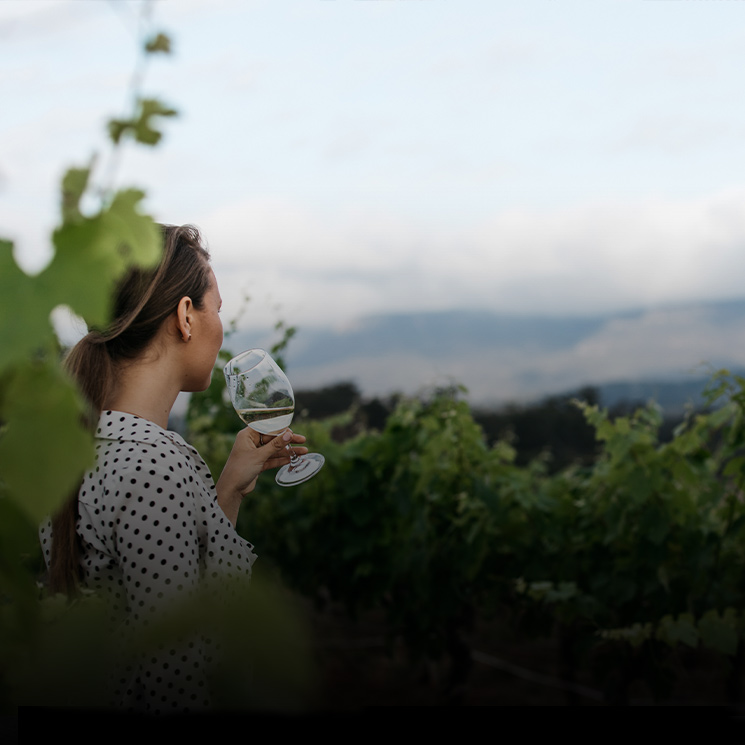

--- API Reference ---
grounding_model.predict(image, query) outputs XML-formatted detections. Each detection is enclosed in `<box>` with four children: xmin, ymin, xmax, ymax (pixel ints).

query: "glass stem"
<box><xmin>286</xmin><ymin>443</ymin><xmax>299</xmax><ymax>465</ymax></box>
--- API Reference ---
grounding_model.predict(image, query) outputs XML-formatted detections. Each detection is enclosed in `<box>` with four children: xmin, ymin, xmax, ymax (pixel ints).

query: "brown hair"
<box><xmin>48</xmin><ymin>223</ymin><xmax>212</xmax><ymax>595</ymax></box>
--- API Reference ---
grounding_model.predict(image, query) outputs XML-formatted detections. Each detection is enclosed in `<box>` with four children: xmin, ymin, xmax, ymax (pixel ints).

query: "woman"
<box><xmin>39</xmin><ymin>223</ymin><xmax>308</xmax><ymax>713</ymax></box>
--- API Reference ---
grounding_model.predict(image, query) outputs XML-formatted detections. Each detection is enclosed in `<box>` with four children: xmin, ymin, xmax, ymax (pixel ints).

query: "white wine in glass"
<box><xmin>224</xmin><ymin>348</ymin><xmax>324</xmax><ymax>486</ymax></box>
<box><xmin>236</xmin><ymin>405</ymin><xmax>295</xmax><ymax>434</ymax></box>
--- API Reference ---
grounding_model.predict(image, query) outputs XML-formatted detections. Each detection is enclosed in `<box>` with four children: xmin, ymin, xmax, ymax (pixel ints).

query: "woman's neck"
<box><xmin>105</xmin><ymin>357</ymin><xmax>180</xmax><ymax>430</ymax></box>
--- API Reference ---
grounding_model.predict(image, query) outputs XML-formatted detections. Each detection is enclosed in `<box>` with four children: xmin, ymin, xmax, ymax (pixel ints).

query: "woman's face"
<box><xmin>183</xmin><ymin>268</ymin><xmax>224</xmax><ymax>392</ymax></box>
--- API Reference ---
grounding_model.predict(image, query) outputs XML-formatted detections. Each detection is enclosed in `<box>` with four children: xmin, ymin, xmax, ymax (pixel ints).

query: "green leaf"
<box><xmin>0</xmin><ymin>361</ymin><xmax>95</xmax><ymax>524</ymax></box>
<box><xmin>656</xmin><ymin>613</ymin><xmax>699</xmax><ymax>649</ymax></box>
<box><xmin>107</xmin><ymin>99</ymin><xmax>177</xmax><ymax>147</ymax></box>
<box><xmin>0</xmin><ymin>240</ymin><xmax>57</xmax><ymax>374</ymax></box>
<box><xmin>106</xmin><ymin>188</ymin><xmax>162</xmax><ymax>264</ymax></box>
<box><xmin>546</xmin><ymin>581</ymin><xmax>578</xmax><ymax>603</ymax></box>
<box><xmin>134</xmin><ymin>98</ymin><xmax>178</xmax><ymax>146</ymax></box>
<box><xmin>598</xmin><ymin>622</ymin><xmax>652</xmax><ymax>648</ymax></box>
<box><xmin>60</xmin><ymin>166</ymin><xmax>92</xmax><ymax>223</ymax></box>
<box><xmin>640</xmin><ymin>503</ymin><xmax>670</xmax><ymax>545</ymax></box>
<box><xmin>107</xmin><ymin>118</ymin><xmax>134</xmax><ymax>145</ymax></box>
<box><xmin>698</xmin><ymin>609</ymin><xmax>739</xmax><ymax>656</ymax></box>
<box><xmin>723</xmin><ymin>455</ymin><xmax>745</xmax><ymax>479</ymax></box>
<box><xmin>144</xmin><ymin>32</ymin><xmax>172</xmax><ymax>54</ymax></box>
<box><xmin>708</xmin><ymin>403</ymin><xmax>735</xmax><ymax>430</ymax></box>
<box><xmin>0</xmin><ymin>492</ymin><xmax>42</xmax><ymax>593</ymax></box>
<box><xmin>44</xmin><ymin>191</ymin><xmax>161</xmax><ymax>327</ymax></box>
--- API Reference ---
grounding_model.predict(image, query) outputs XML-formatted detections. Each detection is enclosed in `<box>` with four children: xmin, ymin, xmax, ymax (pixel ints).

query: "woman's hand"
<box><xmin>216</xmin><ymin>427</ymin><xmax>309</xmax><ymax>525</ymax></box>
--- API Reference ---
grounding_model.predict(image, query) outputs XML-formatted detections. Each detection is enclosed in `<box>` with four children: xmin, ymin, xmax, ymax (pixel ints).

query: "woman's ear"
<box><xmin>175</xmin><ymin>296</ymin><xmax>194</xmax><ymax>342</ymax></box>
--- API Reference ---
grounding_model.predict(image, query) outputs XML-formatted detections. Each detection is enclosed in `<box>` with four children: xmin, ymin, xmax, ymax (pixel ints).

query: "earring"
<box><xmin>184</xmin><ymin>333</ymin><xmax>191</xmax><ymax>342</ymax></box>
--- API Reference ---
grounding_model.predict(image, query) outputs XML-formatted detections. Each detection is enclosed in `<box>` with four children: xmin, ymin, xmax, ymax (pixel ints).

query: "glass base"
<box><xmin>275</xmin><ymin>453</ymin><xmax>325</xmax><ymax>487</ymax></box>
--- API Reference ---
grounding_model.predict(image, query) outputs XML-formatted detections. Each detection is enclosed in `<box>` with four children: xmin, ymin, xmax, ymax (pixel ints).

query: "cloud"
<box><xmin>7</xmin><ymin>0</ymin><xmax>745</xmax><ymax>344</ymax></box>
<box><xmin>323</xmin><ymin>128</ymin><xmax>375</xmax><ymax>163</ymax></box>
<box><xmin>279</xmin><ymin>303</ymin><xmax>745</xmax><ymax>406</ymax></box>
<box><xmin>454</xmin><ymin>189</ymin><xmax>745</xmax><ymax>313</ymax></box>
<box><xmin>610</xmin><ymin>117</ymin><xmax>742</xmax><ymax>156</ymax></box>
<box><xmin>195</xmin><ymin>187</ymin><xmax>745</xmax><ymax>332</ymax></box>
<box><xmin>0</xmin><ymin>1</ymin><xmax>101</xmax><ymax>42</ymax></box>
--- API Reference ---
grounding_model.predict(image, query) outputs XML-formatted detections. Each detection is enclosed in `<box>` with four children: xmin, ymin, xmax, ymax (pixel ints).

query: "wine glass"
<box><xmin>223</xmin><ymin>348</ymin><xmax>324</xmax><ymax>487</ymax></box>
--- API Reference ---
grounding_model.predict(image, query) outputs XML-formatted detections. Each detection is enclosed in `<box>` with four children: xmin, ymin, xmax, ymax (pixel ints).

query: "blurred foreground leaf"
<box><xmin>0</xmin><ymin>361</ymin><xmax>94</xmax><ymax>524</ymax></box>
<box><xmin>7</xmin><ymin>573</ymin><xmax>315</xmax><ymax>712</ymax></box>
<box><xmin>0</xmin><ymin>240</ymin><xmax>57</xmax><ymax>373</ymax></box>
<box><xmin>47</xmin><ymin>187</ymin><xmax>161</xmax><ymax>328</ymax></box>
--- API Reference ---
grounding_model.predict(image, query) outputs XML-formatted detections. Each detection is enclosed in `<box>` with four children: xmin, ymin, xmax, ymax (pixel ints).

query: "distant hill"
<box><xmin>229</xmin><ymin>298</ymin><xmax>745</xmax><ymax>413</ymax></box>
<box><xmin>595</xmin><ymin>377</ymin><xmax>716</xmax><ymax>414</ymax></box>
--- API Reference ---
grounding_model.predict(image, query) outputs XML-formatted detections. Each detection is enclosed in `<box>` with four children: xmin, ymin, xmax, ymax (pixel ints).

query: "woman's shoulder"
<box><xmin>95</xmin><ymin>410</ymin><xmax>199</xmax><ymax>461</ymax></box>
<box><xmin>96</xmin><ymin>410</ymin><xmax>179</xmax><ymax>445</ymax></box>
<box><xmin>85</xmin><ymin>410</ymin><xmax>213</xmax><ymax>499</ymax></box>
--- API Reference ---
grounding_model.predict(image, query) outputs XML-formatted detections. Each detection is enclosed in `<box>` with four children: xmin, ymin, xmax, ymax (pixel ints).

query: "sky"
<box><xmin>4</xmin><ymin>0</ymin><xmax>745</xmax><ymax>340</ymax></box>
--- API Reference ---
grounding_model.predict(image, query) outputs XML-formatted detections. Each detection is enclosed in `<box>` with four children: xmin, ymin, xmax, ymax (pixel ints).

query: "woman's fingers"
<box><xmin>262</xmin><ymin>429</ymin><xmax>307</xmax><ymax>470</ymax></box>
<box><xmin>263</xmin><ymin>429</ymin><xmax>306</xmax><ymax>449</ymax></box>
<box><xmin>218</xmin><ymin>428</ymin><xmax>312</xmax><ymax>509</ymax></box>
<box><xmin>230</xmin><ymin>426</ymin><xmax>309</xmax><ymax>478</ymax></box>
<box><xmin>262</xmin><ymin>448</ymin><xmax>309</xmax><ymax>471</ymax></box>
<box><xmin>243</xmin><ymin>428</ymin><xmax>309</xmax><ymax>470</ymax></box>
<box><xmin>238</xmin><ymin>427</ymin><xmax>306</xmax><ymax>450</ymax></box>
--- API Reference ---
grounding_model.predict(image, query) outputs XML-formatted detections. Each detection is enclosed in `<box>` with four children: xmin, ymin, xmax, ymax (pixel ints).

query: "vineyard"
<box><xmin>185</xmin><ymin>352</ymin><xmax>745</xmax><ymax>708</ymax></box>
<box><xmin>3</xmin><ymin>309</ymin><xmax>745</xmax><ymax>712</ymax></box>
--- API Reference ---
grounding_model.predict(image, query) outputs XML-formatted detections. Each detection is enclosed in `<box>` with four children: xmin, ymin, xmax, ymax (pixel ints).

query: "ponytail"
<box><xmin>47</xmin><ymin>224</ymin><xmax>212</xmax><ymax>596</ymax></box>
<box><xmin>47</xmin><ymin>337</ymin><xmax>112</xmax><ymax>595</ymax></box>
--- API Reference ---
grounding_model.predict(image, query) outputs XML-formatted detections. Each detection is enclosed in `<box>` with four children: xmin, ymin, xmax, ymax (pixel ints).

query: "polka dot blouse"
<box><xmin>39</xmin><ymin>410</ymin><xmax>257</xmax><ymax>714</ymax></box>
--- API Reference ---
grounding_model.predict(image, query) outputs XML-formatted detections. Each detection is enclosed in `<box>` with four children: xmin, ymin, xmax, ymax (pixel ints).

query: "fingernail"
<box><xmin>282</xmin><ymin>431</ymin><xmax>292</xmax><ymax>442</ymax></box>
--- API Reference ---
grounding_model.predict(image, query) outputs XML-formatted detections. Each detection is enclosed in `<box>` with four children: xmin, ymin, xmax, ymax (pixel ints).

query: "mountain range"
<box><xmin>226</xmin><ymin>298</ymin><xmax>745</xmax><ymax>415</ymax></box>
